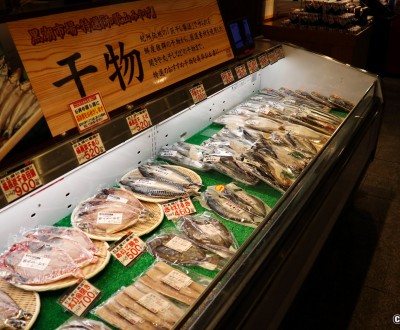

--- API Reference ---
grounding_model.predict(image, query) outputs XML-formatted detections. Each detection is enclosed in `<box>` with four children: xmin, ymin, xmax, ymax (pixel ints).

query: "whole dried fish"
<box><xmin>72</xmin><ymin>199</ymin><xmax>144</xmax><ymax>235</ymax></box>
<box><xmin>147</xmin><ymin>233</ymin><xmax>220</xmax><ymax>270</ymax></box>
<box><xmin>56</xmin><ymin>317</ymin><xmax>112</xmax><ymax>330</ymax></box>
<box><xmin>203</xmin><ymin>188</ymin><xmax>264</xmax><ymax>227</ymax></box>
<box><xmin>0</xmin><ymin>240</ymin><xmax>83</xmax><ymax>285</ymax></box>
<box><xmin>0</xmin><ymin>288</ymin><xmax>32</xmax><ymax>330</ymax></box>
<box><xmin>120</xmin><ymin>177</ymin><xmax>199</xmax><ymax>200</ymax></box>
<box><xmin>178</xmin><ymin>214</ymin><xmax>237</xmax><ymax>259</ymax></box>
<box><xmin>138</xmin><ymin>164</ymin><xmax>201</xmax><ymax>188</ymax></box>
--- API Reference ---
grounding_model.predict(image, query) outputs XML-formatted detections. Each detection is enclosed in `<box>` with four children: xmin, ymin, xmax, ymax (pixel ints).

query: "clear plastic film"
<box><xmin>56</xmin><ymin>316</ymin><xmax>112</xmax><ymax>330</ymax></box>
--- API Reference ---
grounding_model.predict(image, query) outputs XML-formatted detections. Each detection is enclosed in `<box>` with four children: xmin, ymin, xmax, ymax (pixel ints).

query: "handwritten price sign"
<box><xmin>258</xmin><ymin>53</ymin><xmax>269</xmax><ymax>68</ymax></box>
<box><xmin>162</xmin><ymin>196</ymin><xmax>196</xmax><ymax>221</ymax></box>
<box><xmin>220</xmin><ymin>69</ymin><xmax>235</xmax><ymax>85</ymax></box>
<box><xmin>235</xmin><ymin>64</ymin><xmax>248</xmax><ymax>79</ymax></box>
<box><xmin>0</xmin><ymin>163</ymin><xmax>42</xmax><ymax>203</ymax></box>
<box><xmin>246</xmin><ymin>59</ymin><xmax>259</xmax><ymax>74</ymax></box>
<box><xmin>72</xmin><ymin>132</ymin><xmax>106</xmax><ymax>165</ymax></box>
<box><xmin>127</xmin><ymin>108</ymin><xmax>152</xmax><ymax>135</ymax></box>
<box><xmin>189</xmin><ymin>83</ymin><xmax>207</xmax><ymax>104</ymax></box>
<box><xmin>59</xmin><ymin>279</ymin><xmax>101</xmax><ymax>317</ymax></box>
<box><xmin>109</xmin><ymin>232</ymin><xmax>146</xmax><ymax>267</ymax></box>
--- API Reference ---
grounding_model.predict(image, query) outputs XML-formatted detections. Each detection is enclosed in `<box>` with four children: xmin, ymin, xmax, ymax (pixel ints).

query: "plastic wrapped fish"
<box><xmin>0</xmin><ymin>288</ymin><xmax>32</xmax><ymax>329</ymax></box>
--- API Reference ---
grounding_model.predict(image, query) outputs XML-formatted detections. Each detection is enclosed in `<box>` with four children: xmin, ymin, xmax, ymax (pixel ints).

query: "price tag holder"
<box><xmin>126</xmin><ymin>108</ymin><xmax>153</xmax><ymax>135</ymax></box>
<box><xmin>246</xmin><ymin>58</ymin><xmax>259</xmax><ymax>74</ymax></box>
<box><xmin>161</xmin><ymin>196</ymin><xmax>196</xmax><ymax>221</ymax></box>
<box><xmin>58</xmin><ymin>279</ymin><xmax>101</xmax><ymax>317</ymax></box>
<box><xmin>220</xmin><ymin>69</ymin><xmax>235</xmax><ymax>85</ymax></box>
<box><xmin>258</xmin><ymin>53</ymin><xmax>269</xmax><ymax>68</ymax></box>
<box><xmin>108</xmin><ymin>231</ymin><xmax>146</xmax><ymax>267</ymax></box>
<box><xmin>0</xmin><ymin>162</ymin><xmax>42</xmax><ymax>203</ymax></box>
<box><xmin>69</xmin><ymin>92</ymin><xmax>109</xmax><ymax>133</ymax></box>
<box><xmin>72</xmin><ymin>132</ymin><xmax>106</xmax><ymax>165</ymax></box>
<box><xmin>189</xmin><ymin>82</ymin><xmax>207</xmax><ymax>104</ymax></box>
<box><xmin>235</xmin><ymin>64</ymin><xmax>248</xmax><ymax>79</ymax></box>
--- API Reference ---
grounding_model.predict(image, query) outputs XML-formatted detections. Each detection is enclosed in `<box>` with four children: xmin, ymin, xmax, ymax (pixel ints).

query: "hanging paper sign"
<box><xmin>58</xmin><ymin>279</ymin><xmax>101</xmax><ymax>317</ymax></box>
<box><xmin>258</xmin><ymin>53</ymin><xmax>269</xmax><ymax>68</ymax></box>
<box><xmin>235</xmin><ymin>64</ymin><xmax>248</xmax><ymax>79</ymax></box>
<box><xmin>220</xmin><ymin>69</ymin><xmax>235</xmax><ymax>85</ymax></box>
<box><xmin>72</xmin><ymin>132</ymin><xmax>106</xmax><ymax>165</ymax></box>
<box><xmin>69</xmin><ymin>92</ymin><xmax>109</xmax><ymax>133</ymax></box>
<box><xmin>246</xmin><ymin>58</ymin><xmax>259</xmax><ymax>74</ymax></box>
<box><xmin>126</xmin><ymin>108</ymin><xmax>152</xmax><ymax>135</ymax></box>
<box><xmin>162</xmin><ymin>196</ymin><xmax>196</xmax><ymax>221</ymax></box>
<box><xmin>7</xmin><ymin>0</ymin><xmax>233</xmax><ymax>137</ymax></box>
<box><xmin>189</xmin><ymin>82</ymin><xmax>207</xmax><ymax>104</ymax></box>
<box><xmin>108</xmin><ymin>231</ymin><xmax>146</xmax><ymax>267</ymax></box>
<box><xmin>0</xmin><ymin>162</ymin><xmax>42</xmax><ymax>203</ymax></box>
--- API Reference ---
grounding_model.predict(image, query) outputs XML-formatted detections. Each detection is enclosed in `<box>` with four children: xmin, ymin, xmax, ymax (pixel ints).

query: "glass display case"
<box><xmin>0</xmin><ymin>2</ymin><xmax>383</xmax><ymax>327</ymax></box>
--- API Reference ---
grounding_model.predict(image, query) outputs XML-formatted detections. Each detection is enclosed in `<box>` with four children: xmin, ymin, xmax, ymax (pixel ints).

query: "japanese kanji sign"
<box><xmin>7</xmin><ymin>0</ymin><xmax>233</xmax><ymax>136</ymax></box>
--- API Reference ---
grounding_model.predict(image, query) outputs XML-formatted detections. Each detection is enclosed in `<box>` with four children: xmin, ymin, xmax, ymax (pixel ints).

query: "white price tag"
<box><xmin>72</xmin><ymin>132</ymin><xmax>106</xmax><ymax>165</ymax></box>
<box><xmin>97</xmin><ymin>212</ymin><xmax>123</xmax><ymax>224</ymax></box>
<box><xmin>162</xmin><ymin>196</ymin><xmax>196</xmax><ymax>221</ymax></box>
<box><xmin>0</xmin><ymin>163</ymin><xmax>42</xmax><ymax>203</ymax></box>
<box><xmin>127</xmin><ymin>108</ymin><xmax>152</xmax><ymax>135</ymax></box>
<box><xmin>137</xmin><ymin>293</ymin><xmax>170</xmax><ymax>314</ymax></box>
<box><xmin>164</xmin><ymin>236</ymin><xmax>192</xmax><ymax>253</ymax></box>
<box><xmin>161</xmin><ymin>270</ymin><xmax>193</xmax><ymax>291</ymax></box>
<box><xmin>109</xmin><ymin>232</ymin><xmax>146</xmax><ymax>267</ymax></box>
<box><xmin>189</xmin><ymin>83</ymin><xmax>207</xmax><ymax>104</ymax></box>
<box><xmin>18</xmin><ymin>253</ymin><xmax>50</xmax><ymax>271</ymax></box>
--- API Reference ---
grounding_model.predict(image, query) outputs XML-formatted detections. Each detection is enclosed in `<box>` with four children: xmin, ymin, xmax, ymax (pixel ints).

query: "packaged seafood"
<box><xmin>199</xmin><ymin>185</ymin><xmax>268</xmax><ymax>227</ymax></box>
<box><xmin>0</xmin><ymin>239</ymin><xmax>84</xmax><ymax>285</ymax></box>
<box><xmin>176</xmin><ymin>213</ymin><xmax>238</xmax><ymax>259</ymax></box>
<box><xmin>158</xmin><ymin>142</ymin><xmax>213</xmax><ymax>171</ymax></box>
<box><xmin>146</xmin><ymin>230</ymin><xmax>224</xmax><ymax>270</ymax></box>
<box><xmin>94</xmin><ymin>282</ymin><xmax>187</xmax><ymax>329</ymax></box>
<box><xmin>56</xmin><ymin>316</ymin><xmax>112</xmax><ymax>330</ymax></box>
<box><xmin>71</xmin><ymin>197</ymin><xmax>146</xmax><ymax>236</ymax></box>
<box><xmin>136</xmin><ymin>261</ymin><xmax>211</xmax><ymax>306</ymax></box>
<box><xmin>137</xmin><ymin>163</ymin><xmax>202</xmax><ymax>189</ymax></box>
<box><xmin>0</xmin><ymin>288</ymin><xmax>32</xmax><ymax>329</ymax></box>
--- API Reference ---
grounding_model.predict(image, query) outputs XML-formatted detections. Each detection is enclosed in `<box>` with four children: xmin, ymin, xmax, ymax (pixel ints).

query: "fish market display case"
<box><xmin>0</xmin><ymin>39</ymin><xmax>382</xmax><ymax>329</ymax></box>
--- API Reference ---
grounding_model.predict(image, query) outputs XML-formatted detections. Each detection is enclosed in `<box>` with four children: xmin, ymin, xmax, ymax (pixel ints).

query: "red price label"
<box><xmin>72</xmin><ymin>133</ymin><xmax>106</xmax><ymax>165</ymax></box>
<box><xmin>162</xmin><ymin>196</ymin><xmax>196</xmax><ymax>221</ymax></box>
<box><xmin>189</xmin><ymin>83</ymin><xmax>207</xmax><ymax>104</ymax></box>
<box><xmin>246</xmin><ymin>59</ymin><xmax>259</xmax><ymax>74</ymax></box>
<box><xmin>258</xmin><ymin>53</ymin><xmax>269</xmax><ymax>68</ymax></box>
<box><xmin>220</xmin><ymin>69</ymin><xmax>235</xmax><ymax>85</ymax></box>
<box><xmin>126</xmin><ymin>108</ymin><xmax>152</xmax><ymax>135</ymax></box>
<box><xmin>0</xmin><ymin>163</ymin><xmax>42</xmax><ymax>203</ymax></box>
<box><xmin>59</xmin><ymin>279</ymin><xmax>101</xmax><ymax>317</ymax></box>
<box><xmin>235</xmin><ymin>64</ymin><xmax>247</xmax><ymax>79</ymax></box>
<box><xmin>109</xmin><ymin>232</ymin><xmax>145</xmax><ymax>267</ymax></box>
<box><xmin>69</xmin><ymin>92</ymin><xmax>109</xmax><ymax>133</ymax></box>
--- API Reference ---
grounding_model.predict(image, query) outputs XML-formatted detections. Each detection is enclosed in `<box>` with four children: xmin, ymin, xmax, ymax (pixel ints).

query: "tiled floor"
<box><xmin>279</xmin><ymin>77</ymin><xmax>400</xmax><ymax>330</ymax></box>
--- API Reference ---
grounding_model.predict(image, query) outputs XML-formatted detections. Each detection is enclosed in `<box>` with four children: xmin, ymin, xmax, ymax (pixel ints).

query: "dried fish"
<box><xmin>0</xmin><ymin>288</ymin><xmax>31</xmax><ymax>329</ymax></box>
<box><xmin>147</xmin><ymin>232</ymin><xmax>221</xmax><ymax>270</ymax></box>
<box><xmin>178</xmin><ymin>213</ymin><xmax>237</xmax><ymax>259</ymax></box>
<box><xmin>120</xmin><ymin>177</ymin><xmax>199</xmax><ymax>200</ymax></box>
<box><xmin>138</xmin><ymin>163</ymin><xmax>201</xmax><ymax>188</ymax></box>
<box><xmin>203</xmin><ymin>188</ymin><xmax>264</xmax><ymax>227</ymax></box>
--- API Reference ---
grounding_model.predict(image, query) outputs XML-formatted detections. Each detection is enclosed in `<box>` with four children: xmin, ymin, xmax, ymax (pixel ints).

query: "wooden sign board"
<box><xmin>7</xmin><ymin>0</ymin><xmax>234</xmax><ymax>136</ymax></box>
